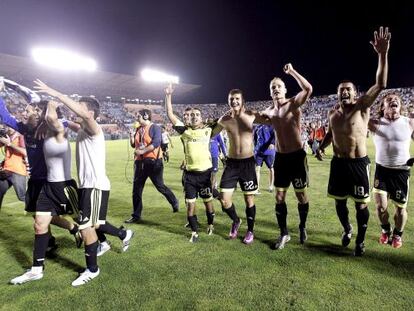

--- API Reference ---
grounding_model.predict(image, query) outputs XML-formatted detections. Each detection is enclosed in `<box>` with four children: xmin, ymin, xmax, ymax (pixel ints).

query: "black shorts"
<box><xmin>219</xmin><ymin>157</ymin><xmax>258</xmax><ymax>194</ymax></box>
<box><xmin>25</xmin><ymin>179</ymin><xmax>46</xmax><ymax>213</ymax></box>
<box><xmin>373</xmin><ymin>164</ymin><xmax>410</xmax><ymax>208</ymax></box>
<box><xmin>274</xmin><ymin>149</ymin><xmax>308</xmax><ymax>192</ymax></box>
<box><xmin>161</xmin><ymin>143</ymin><xmax>169</xmax><ymax>152</ymax></box>
<box><xmin>35</xmin><ymin>179</ymin><xmax>79</xmax><ymax>217</ymax></box>
<box><xmin>183</xmin><ymin>169</ymin><xmax>213</xmax><ymax>203</ymax></box>
<box><xmin>328</xmin><ymin>156</ymin><xmax>371</xmax><ymax>203</ymax></box>
<box><xmin>77</xmin><ymin>188</ymin><xmax>110</xmax><ymax>230</ymax></box>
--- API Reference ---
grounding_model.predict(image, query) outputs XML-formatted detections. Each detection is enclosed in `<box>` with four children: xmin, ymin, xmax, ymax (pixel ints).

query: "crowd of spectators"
<box><xmin>1</xmin><ymin>87</ymin><xmax>414</xmax><ymax>140</ymax></box>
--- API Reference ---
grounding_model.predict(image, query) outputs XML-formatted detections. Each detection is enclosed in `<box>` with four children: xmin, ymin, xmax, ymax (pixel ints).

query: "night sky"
<box><xmin>0</xmin><ymin>0</ymin><xmax>413</xmax><ymax>103</ymax></box>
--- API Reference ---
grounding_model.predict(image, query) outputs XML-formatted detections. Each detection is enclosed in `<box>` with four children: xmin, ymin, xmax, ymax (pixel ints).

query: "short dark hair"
<box><xmin>337</xmin><ymin>80</ymin><xmax>357</xmax><ymax>93</ymax></box>
<box><xmin>138</xmin><ymin>109</ymin><xmax>152</xmax><ymax>121</ymax></box>
<box><xmin>228</xmin><ymin>89</ymin><xmax>245</xmax><ymax>104</ymax></box>
<box><xmin>79</xmin><ymin>97</ymin><xmax>100</xmax><ymax>120</ymax></box>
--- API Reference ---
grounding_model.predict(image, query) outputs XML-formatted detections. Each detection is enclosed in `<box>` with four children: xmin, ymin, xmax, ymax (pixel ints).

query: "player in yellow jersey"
<box><xmin>165</xmin><ymin>84</ymin><xmax>221</xmax><ymax>242</ymax></box>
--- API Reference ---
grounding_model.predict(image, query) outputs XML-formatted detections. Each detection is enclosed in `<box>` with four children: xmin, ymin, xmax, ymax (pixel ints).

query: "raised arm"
<box><xmin>165</xmin><ymin>84</ymin><xmax>181</xmax><ymax>126</ymax></box>
<box><xmin>284</xmin><ymin>63</ymin><xmax>313</xmax><ymax>108</ymax></box>
<box><xmin>33</xmin><ymin>79</ymin><xmax>99</xmax><ymax>135</ymax></box>
<box><xmin>359</xmin><ymin>26</ymin><xmax>391</xmax><ymax>109</ymax></box>
<box><xmin>45</xmin><ymin>101</ymin><xmax>64</xmax><ymax>134</ymax></box>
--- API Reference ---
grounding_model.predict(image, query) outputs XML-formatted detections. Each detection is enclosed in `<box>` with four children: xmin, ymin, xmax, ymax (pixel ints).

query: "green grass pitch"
<box><xmin>0</xmin><ymin>137</ymin><xmax>414</xmax><ymax>310</ymax></box>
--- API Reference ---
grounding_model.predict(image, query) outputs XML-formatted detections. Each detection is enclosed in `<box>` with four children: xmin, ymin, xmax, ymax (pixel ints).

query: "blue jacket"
<box><xmin>254</xmin><ymin>124</ymin><xmax>276</xmax><ymax>156</ymax></box>
<box><xmin>210</xmin><ymin>133</ymin><xmax>227</xmax><ymax>158</ymax></box>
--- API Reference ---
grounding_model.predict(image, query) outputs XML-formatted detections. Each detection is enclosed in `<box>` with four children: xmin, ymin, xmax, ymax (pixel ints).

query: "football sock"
<box><xmin>85</xmin><ymin>241</ymin><xmax>99</xmax><ymax>273</ymax></box>
<box><xmin>33</xmin><ymin>233</ymin><xmax>50</xmax><ymax>267</ymax></box>
<box><xmin>246</xmin><ymin>205</ymin><xmax>256</xmax><ymax>232</ymax></box>
<box><xmin>275</xmin><ymin>203</ymin><xmax>288</xmax><ymax>236</ymax></box>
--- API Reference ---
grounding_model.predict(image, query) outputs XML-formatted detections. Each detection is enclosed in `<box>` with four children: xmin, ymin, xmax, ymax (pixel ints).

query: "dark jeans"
<box><xmin>0</xmin><ymin>172</ymin><xmax>26</xmax><ymax>209</ymax></box>
<box><xmin>132</xmin><ymin>159</ymin><xmax>177</xmax><ymax>218</ymax></box>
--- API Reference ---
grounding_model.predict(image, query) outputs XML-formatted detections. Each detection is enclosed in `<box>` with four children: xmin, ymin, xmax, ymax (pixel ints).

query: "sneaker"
<box><xmin>299</xmin><ymin>226</ymin><xmax>308</xmax><ymax>245</ymax></box>
<box><xmin>207</xmin><ymin>225</ymin><xmax>214</xmax><ymax>236</ymax></box>
<box><xmin>229</xmin><ymin>219</ymin><xmax>242</xmax><ymax>239</ymax></box>
<box><xmin>341</xmin><ymin>224</ymin><xmax>353</xmax><ymax>247</ymax></box>
<box><xmin>71</xmin><ymin>268</ymin><xmax>100</xmax><ymax>287</ymax></box>
<box><xmin>74</xmin><ymin>231</ymin><xmax>83</xmax><ymax>248</ymax></box>
<box><xmin>189</xmin><ymin>232</ymin><xmax>199</xmax><ymax>243</ymax></box>
<box><xmin>268</xmin><ymin>187</ymin><xmax>274</xmax><ymax>193</ymax></box>
<box><xmin>379</xmin><ymin>231</ymin><xmax>391</xmax><ymax>245</ymax></box>
<box><xmin>243</xmin><ymin>231</ymin><xmax>254</xmax><ymax>244</ymax></box>
<box><xmin>391</xmin><ymin>234</ymin><xmax>403</xmax><ymax>249</ymax></box>
<box><xmin>274</xmin><ymin>235</ymin><xmax>291</xmax><ymax>250</ymax></box>
<box><xmin>97</xmin><ymin>241</ymin><xmax>111</xmax><ymax>257</ymax></box>
<box><xmin>124</xmin><ymin>217</ymin><xmax>140</xmax><ymax>224</ymax></box>
<box><xmin>354</xmin><ymin>242</ymin><xmax>366</xmax><ymax>257</ymax></box>
<box><xmin>10</xmin><ymin>266</ymin><xmax>43</xmax><ymax>285</ymax></box>
<box><xmin>255</xmin><ymin>190</ymin><xmax>261</xmax><ymax>195</ymax></box>
<box><xmin>122</xmin><ymin>230</ymin><xmax>134</xmax><ymax>252</ymax></box>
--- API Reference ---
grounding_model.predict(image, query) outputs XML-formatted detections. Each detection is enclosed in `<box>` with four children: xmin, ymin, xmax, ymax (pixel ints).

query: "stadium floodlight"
<box><xmin>31</xmin><ymin>47</ymin><xmax>97</xmax><ymax>72</ymax></box>
<box><xmin>141</xmin><ymin>68</ymin><xmax>179</xmax><ymax>84</ymax></box>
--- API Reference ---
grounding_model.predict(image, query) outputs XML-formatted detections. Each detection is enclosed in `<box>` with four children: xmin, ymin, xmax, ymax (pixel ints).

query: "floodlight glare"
<box><xmin>141</xmin><ymin>68</ymin><xmax>179</xmax><ymax>84</ymax></box>
<box><xmin>31</xmin><ymin>47</ymin><xmax>97</xmax><ymax>71</ymax></box>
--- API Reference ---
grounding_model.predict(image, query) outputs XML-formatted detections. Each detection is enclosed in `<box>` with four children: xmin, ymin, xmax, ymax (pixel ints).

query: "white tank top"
<box><xmin>43</xmin><ymin>135</ymin><xmax>72</xmax><ymax>182</ymax></box>
<box><xmin>76</xmin><ymin>127</ymin><xmax>111</xmax><ymax>190</ymax></box>
<box><xmin>373</xmin><ymin>116</ymin><xmax>412</xmax><ymax>167</ymax></box>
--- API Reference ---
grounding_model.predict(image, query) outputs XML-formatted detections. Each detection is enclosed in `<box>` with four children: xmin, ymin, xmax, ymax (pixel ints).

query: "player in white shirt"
<box><xmin>369</xmin><ymin>93</ymin><xmax>414</xmax><ymax>249</ymax></box>
<box><xmin>33</xmin><ymin>80</ymin><xmax>134</xmax><ymax>286</ymax></box>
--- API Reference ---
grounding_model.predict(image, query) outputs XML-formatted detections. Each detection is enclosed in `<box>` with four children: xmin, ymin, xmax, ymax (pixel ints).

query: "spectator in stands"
<box><xmin>312</xmin><ymin>120</ymin><xmax>326</xmax><ymax>154</ymax></box>
<box><xmin>125</xmin><ymin>109</ymin><xmax>179</xmax><ymax>223</ymax></box>
<box><xmin>0</xmin><ymin>125</ymin><xmax>27</xmax><ymax>209</ymax></box>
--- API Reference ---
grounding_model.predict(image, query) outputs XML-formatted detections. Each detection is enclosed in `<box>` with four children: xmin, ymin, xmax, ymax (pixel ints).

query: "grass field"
<box><xmin>1</xmin><ymin>137</ymin><xmax>414</xmax><ymax>310</ymax></box>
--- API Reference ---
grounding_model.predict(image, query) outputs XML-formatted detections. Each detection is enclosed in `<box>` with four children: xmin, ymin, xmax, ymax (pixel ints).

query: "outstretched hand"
<box><xmin>283</xmin><ymin>63</ymin><xmax>294</xmax><ymax>75</ymax></box>
<box><xmin>33</xmin><ymin>79</ymin><xmax>60</xmax><ymax>98</ymax></box>
<box><xmin>165</xmin><ymin>83</ymin><xmax>174</xmax><ymax>96</ymax></box>
<box><xmin>370</xmin><ymin>26</ymin><xmax>391</xmax><ymax>55</ymax></box>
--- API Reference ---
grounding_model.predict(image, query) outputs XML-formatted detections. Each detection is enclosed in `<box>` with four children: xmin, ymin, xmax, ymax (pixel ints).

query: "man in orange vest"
<box><xmin>125</xmin><ymin>109</ymin><xmax>179</xmax><ymax>223</ymax></box>
<box><xmin>0</xmin><ymin>125</ymin><xmax>27</xmax><ymax>209</ymax></box>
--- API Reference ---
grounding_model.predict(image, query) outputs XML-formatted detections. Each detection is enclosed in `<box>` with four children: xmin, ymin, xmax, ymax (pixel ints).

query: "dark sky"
<box><xmin>0</xmin><ymin>0</ymin><xmax>413</xmax><ymax>103</ymax></box>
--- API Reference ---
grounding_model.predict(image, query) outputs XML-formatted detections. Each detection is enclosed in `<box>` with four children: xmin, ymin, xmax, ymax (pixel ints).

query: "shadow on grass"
<box><xmin>0</xmin><ymin>222</ymin><xmax>84</xmax><ymax>273</ymax></box>
<box><xmin>0</xmin><ymin>226</ymin><xmax>32</xmax><ymax>268</ymax></box>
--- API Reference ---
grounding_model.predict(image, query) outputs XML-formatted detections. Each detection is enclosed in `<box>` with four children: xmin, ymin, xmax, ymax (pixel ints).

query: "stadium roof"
<box><xmin>0</xmin><ymin>53</ymin><xmax>200</xmax><ymax>102</ymax></box>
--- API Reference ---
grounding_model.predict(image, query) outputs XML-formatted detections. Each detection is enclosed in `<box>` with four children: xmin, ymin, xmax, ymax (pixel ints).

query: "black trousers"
<box><xmin>132</xmin><ymin>159</ymin><xmax>177</xmax><ymax>218</ymax></box>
